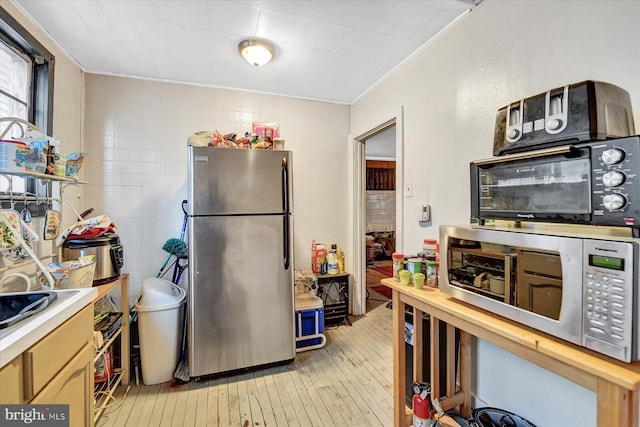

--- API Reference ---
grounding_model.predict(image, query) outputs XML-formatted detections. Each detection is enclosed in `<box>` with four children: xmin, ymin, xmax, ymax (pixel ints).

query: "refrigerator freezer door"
<box><xmin>188</xmin><ymin>214</ymin><xmax>294</xmax><ymax>377</ymax></box>
<box><xmin>188</xmin><ymin>146</ymin><xmax>293</xmax><ymax>215</ymax></box>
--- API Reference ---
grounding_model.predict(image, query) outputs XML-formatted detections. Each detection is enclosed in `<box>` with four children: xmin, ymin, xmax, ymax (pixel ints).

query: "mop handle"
<box><xmin>156</xmin><ymin>253</ymin><xmax>173</xmax><ymax>278</ymax></box>
<box><xmin>179</xmin><ymin>200</ymin><xmax>188</xmax><ymax>240</ymax></box>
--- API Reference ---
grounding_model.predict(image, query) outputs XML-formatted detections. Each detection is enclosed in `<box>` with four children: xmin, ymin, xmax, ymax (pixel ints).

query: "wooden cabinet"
<box><xmin>316</xmin><ymin>273</ymin><xmax>350</xmax><ymax>325</ymax></box>
<box><xmin>27</xmin><ymin>304</ymin><xmax>94</xmax><ymax>426</ymax></box>
<box><xmin>24</xmin><ymin>304</ymin><xmax>93</xmax><ymax>400</ymax></box>
<box><xmin>0</xmin><ymin>356</ymin><xmax>23</xmax><ymax>404</ymax></box>
<box><xmin>93</xmin><ymin>274</ymin><xmax>130</xmax><ymax>423</ymax></box>
<box><xmin>0</xmin><ymin>277</ymin><xmax>130</xmax><ymax>426</ymax></box>
<box><xmin>31</xmin><ymin>343</ymin><xmax>93</xmax><ymax>427</ymax></box>
<box><xmin>0</xmin><ymin>303</ymin><xmax>95</xmax><ymax>425</ymax></box>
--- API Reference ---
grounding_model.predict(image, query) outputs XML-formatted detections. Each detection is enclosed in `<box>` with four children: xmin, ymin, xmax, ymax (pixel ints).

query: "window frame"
<box><xmin>0</xmin><ymin>5</ymin><xmax>54</xmax><ymax>135</ymax></box>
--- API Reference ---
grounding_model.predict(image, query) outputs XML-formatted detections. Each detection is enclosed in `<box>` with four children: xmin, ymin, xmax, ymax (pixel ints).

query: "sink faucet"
<box><xmin>0</xmin><ymin>273</ymin><xmax>32</xmax><ymax>292</ymax></box>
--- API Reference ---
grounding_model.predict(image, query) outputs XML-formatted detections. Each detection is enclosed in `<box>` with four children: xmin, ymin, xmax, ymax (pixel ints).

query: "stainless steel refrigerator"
<box><xmin>186</xmin><ymin>146</ymin><xmax>294</xmax><ymax>377</ymax></box>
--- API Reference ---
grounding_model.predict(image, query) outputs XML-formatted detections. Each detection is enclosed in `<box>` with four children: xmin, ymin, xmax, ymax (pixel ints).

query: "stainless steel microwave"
<box><xmin>471</xmin><ymin>136</ymin><xmax>640</xmax><ymax>236</ymax></box>
<box><xmin>439</xmin><ymin>224</ymin><xmax>639</xmax><ymax>362</ymax></box>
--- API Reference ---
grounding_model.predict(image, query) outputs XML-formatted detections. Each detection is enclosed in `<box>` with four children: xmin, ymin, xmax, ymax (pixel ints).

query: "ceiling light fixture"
<box><xmin>238</xmin><ymin>39</ymin><xmax>276</xmax><ymax>67</ymax></box>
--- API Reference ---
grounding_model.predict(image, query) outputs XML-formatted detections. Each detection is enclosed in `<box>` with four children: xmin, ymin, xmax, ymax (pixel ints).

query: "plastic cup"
<box><xmin>413</xmin><ymin>273</ymin><xmax>425</xmax><ymax>289</ymax></box>
<box><xmin>399</xmin><ymin>269</ymin><xmax>411</xmax><ymax>285</ymax></box>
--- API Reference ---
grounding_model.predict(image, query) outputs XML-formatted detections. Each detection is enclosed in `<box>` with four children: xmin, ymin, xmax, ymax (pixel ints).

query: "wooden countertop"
<box><xmin>382</xmin><ymin>278</ymin><xmax>640</xmax><ymax>392</ymax></box>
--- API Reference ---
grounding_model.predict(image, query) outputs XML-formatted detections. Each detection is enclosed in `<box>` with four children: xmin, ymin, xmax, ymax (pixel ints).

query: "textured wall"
<box><xmin>351</xmin><ymin>0</ymin><xmax>640</xmax><ymax>425</ymax></box>
<box><xmin>83</xmin><ymin>75</ymin><xmax>350</xmax><ymax>301</ymax></box>
<box><xmin>366</xmin><ymin>190</ymin><xmax>396</xmax><ymax>233</ymax></box>
<box><xmin>0</xmin><ymin>1</ymin><xmax>83</xmax><ymax>289</ymax></box>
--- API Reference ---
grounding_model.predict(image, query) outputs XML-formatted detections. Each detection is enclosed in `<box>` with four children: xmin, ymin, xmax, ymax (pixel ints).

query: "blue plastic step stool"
<box><xmin>295</xmin><ymin>295</ymin><xmax>326</xmax><ymax>352</ymax></box>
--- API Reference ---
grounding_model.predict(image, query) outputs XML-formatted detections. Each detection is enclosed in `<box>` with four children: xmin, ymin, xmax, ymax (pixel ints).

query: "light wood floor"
<box><xmin>97</xmin><ymin>301</ymin><xmax>394</xmax><ymax>427</ymax></box>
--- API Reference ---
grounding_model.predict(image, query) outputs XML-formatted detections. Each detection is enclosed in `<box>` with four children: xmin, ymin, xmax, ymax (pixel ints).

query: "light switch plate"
<box><xmin>405</xmin><ymin>182</ymin><xmax>413</xmax><ymax>197</ymax></box>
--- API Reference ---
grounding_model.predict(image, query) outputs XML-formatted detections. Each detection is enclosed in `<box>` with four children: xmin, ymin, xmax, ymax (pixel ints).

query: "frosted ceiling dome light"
<box><xmin>238</xmin><ymin>39</ymin><xmax>275</xmax><ymax>67</ymax></box>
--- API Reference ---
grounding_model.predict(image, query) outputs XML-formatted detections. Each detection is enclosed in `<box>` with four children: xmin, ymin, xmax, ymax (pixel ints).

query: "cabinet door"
<box><xmin>24</xmin><ymin>304</ymin><xmax>93</xmax><ymax>400</ymax></box>
<box><xmin>31</xmin><ymin>343</ymin><xmax>93</xmax><ymax>427</ymax></box>
<box><xmin>0</xmin><ymin>355</ymin><xmax>23</xmax><ymax>403</ymax></box>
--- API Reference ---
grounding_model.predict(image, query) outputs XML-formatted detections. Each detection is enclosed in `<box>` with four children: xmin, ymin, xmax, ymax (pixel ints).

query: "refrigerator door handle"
<box><xmin>283</xmin><ymin>215</ymin><xmax>290</xmax><ymax>270</ymax></box>
<box><xmin>282</xmin><ymin>156</ymin><xmax>291</xmax><ymax>270</ymax></box>
<box><xmin>282</xmin><ymin>156</ymin><xmax>289</xmax><ymax>213</ymax></box>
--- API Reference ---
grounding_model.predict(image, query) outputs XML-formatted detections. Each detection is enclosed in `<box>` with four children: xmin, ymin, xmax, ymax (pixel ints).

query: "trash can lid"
<box><xmin>295</xmin><ymin>295</ymin><xmax>323</xmax><ymax>311</ymax></box>
<box><xmin>135</xmin><ymin>277</ymin><xmax>186</xmax><ymax>311</ymax></box>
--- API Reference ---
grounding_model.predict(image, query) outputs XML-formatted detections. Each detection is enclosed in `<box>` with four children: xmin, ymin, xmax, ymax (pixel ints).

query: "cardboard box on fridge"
<box><xmin>252</xmin><ymin>122</ymin><xmax>280</xmax><ymax>141</ymax></box>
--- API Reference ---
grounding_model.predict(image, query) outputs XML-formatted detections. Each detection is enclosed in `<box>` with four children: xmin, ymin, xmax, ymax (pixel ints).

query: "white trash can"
<box><xmin>135</xmin><ymin>277</ymin><xmax>186</xmax><ymax>385</ymax></box>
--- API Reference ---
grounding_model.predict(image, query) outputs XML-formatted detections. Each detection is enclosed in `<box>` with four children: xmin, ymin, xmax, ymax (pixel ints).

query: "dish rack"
<box><xmin>0</xmin><ymin>117</ymin><xmax>42</xmax><ymax>140</ymax></box>
<box><xmin>0</xmin><ymin>117</ymin><xmax>69</xmax><ymax>290</ymax></box>
<box><xmin>0</xmin><ymin>212</ymin><xmax>55</xmax><ymax>289</ymax></box>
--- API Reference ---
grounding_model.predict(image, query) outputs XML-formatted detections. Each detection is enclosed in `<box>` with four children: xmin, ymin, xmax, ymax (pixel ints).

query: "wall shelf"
<box><xmin>0</xmin><ymin>169</ymin><xmax>86</xmax><ymax>184</ymax></box>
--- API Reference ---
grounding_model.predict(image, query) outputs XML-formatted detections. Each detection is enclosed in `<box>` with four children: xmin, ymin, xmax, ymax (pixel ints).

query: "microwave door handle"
<box><xmin>473</xmin><ymin>144</ymin><xmax>575</xmax><ymax>166</ymax></box>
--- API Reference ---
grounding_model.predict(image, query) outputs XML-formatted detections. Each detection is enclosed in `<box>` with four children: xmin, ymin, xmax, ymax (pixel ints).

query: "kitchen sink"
<box><xmin>0</xmin><ymin>291</ymin><xmax>58</xmax><ymax>329</ymax></box>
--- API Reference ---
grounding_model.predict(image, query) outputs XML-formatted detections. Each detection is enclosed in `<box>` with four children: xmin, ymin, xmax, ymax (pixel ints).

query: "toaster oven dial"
<box><xmin>603</xmin><ymin>193</ymin><xmax>627</xmax><ymax>211</ymax></box>
<box><xmin>602</xmin><ymin>170</ymin><xmax>626</xmax><ymax>187</ymax></box>
<box><xmin>601</xmin><ymin>148</ymin><xmax>625</xmax><ymax>165</ymax></box>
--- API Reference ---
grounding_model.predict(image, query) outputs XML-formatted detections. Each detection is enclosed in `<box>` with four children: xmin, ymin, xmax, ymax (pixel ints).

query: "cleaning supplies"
<box><xmin>312</xmin><ymin>243</ymin><xmax>326</xmax><ymax>274</ymax></box>
<box><xmin>327</xmin><ymin>251</ymin><xmax>338</xmax><ymax>275</ymax></box>
<box><xmin>156</xmin><ymin>200</ymin><xmax>188</xmax><ymax>278</ymax></box>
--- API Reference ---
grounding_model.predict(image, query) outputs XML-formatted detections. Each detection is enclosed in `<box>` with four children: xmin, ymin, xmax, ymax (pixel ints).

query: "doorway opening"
<box><xmin>351</xmin><ymin>111</ymin><xmax>403</xmax><ymax>316</ymax></box>
<box><xmin>364</xmin><ymin>127</ymin><xmax>396</xmax><ymax>311</ymax></box>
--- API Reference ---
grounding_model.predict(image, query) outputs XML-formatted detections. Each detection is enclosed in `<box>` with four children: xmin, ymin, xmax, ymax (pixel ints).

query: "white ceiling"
<box><xmin>14</xmin><ymin>0</ymin><xmax>478</xmax><ymax>104</ymax></box>
<box><xmin>366</xmin><ymin>126</ymin><xmax>396</xmax><ymax>160</ymax></box>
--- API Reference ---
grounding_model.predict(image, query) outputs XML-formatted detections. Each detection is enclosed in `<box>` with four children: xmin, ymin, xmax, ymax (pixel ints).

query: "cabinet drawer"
<box><xmin>0</xmin><ymin>355</ymin><xmax>23</xmax><ymax>403</ymax></box>
<box><xmin>24</xmin><ymin>304</ymin><xmax>93</xmax><ymax>400</ymax></box>
<box><xmin>31</xmin><ymin>343</ymin><xmax>93</xmax><ymax>427</ymax></box>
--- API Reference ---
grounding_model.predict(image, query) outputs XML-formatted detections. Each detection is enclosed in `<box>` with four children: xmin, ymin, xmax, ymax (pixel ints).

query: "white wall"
<box><xmin>1</xmin><ymin>1</ymin><xmax>83</xmax><ymax>290</ymax></box>
<box><xmin>83</xmin><ymin>75</ymin><xmax>350</xmax><ymax>302</ymax></box>
<box><xmin>351</xmin><ymin>0</ymin><xmax>640</xmax><ymax>425</ymax></box>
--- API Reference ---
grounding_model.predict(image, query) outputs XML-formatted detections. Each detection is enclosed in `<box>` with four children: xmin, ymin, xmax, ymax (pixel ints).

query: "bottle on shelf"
<box><xmin>312</xmin><ymin>242</ymin><xmax>326</xmax><ymax>274</ymax></box>
<box><xmin>422</xmin><ymin>239</ymin><xmax>438</xmax><ymax>260</ymax></box>
<box><xmin>426</xmin><ymin>260</ymin><xmax>439</xmax><ymax>287</ymax></box>
<box><xmin>327</xmin><ymin>252</ymin><xmax>338</xmax><ymax>275</ymax></box>
<box><xmin>392</xmin><ymin>252</ymin><xmax>405</xmax><ymax>281</ymax></box>
<box><xmin>327</xmin><ymin>244</ymin><xmax>338</xmax><ymax>274</ymax></box>
<box><xmin>337</xmin><ymin>247</ymin><xmax>345</xmax><ymax>273</ymax></box>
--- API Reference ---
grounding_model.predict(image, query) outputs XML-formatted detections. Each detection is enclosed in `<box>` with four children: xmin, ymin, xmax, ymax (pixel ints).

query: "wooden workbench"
<box><xmin>382</xmin><ymin>278</ymin><xmax>640</xmax><ymax>427</ymax></box>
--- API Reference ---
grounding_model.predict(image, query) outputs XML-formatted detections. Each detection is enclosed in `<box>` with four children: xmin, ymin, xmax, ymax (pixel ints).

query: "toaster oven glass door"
<box><xmin>476</xmin><ymin>150</ymin><xmax>591</xmax><ymax>218</ymax></box>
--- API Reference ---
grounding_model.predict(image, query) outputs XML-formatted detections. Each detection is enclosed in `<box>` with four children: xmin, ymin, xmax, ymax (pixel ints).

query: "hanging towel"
<box><xmin>0</xmin><ymin>210</ymin><xmax>40</xmax><ymax>260</ymax></box>
<box><xmin>55</xmin><ymin>215</ymin><xmax>117</xmax><ymax>247</ymax></box>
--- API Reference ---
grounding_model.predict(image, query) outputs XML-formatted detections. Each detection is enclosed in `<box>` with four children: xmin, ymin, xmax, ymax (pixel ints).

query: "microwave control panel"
<box><xmin>590</xmin><ymin>136</ymin><xmax>640</xmax><ymax>231</ymax></box>
<box><xmin>582</xmin><ymin>239</ymin><xmax>636</xmax><ymax>362</ymax></box>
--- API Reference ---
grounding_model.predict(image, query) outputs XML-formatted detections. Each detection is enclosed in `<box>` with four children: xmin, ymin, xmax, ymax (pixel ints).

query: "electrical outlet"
<box><xmin>405</xmin><ymin>182</ymin><xmax>413</xmax><ymax>197</ymax></box>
